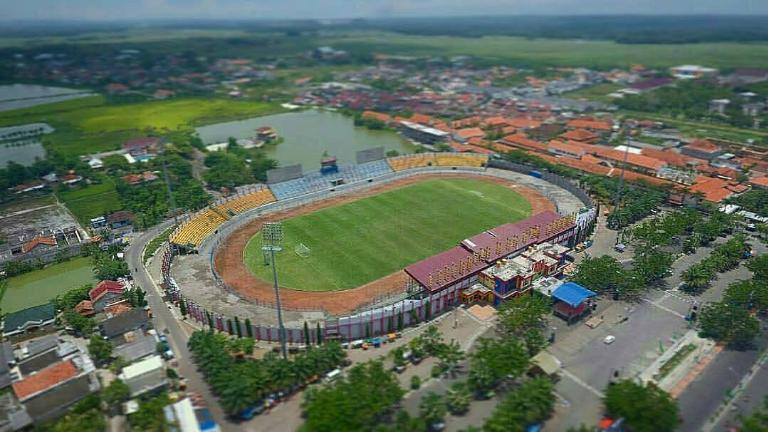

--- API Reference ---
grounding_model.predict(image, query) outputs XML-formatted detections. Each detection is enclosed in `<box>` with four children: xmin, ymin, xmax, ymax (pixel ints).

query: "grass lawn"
<box><xmin>564</xmin><ymin>83</ymin><xmax>623</xmax><ymax>102</ymax></box>
<box><xmin>1</xmin><ymin>257</ymin><xmax>95</xmax><ymax>313</ymax></box>
<box><xmin>321</xmin><ymin>32</ymin><xmax>768</xmax><ymax>69</ymax></box>
<box><xmin>0</xmin><ymin>96</ymin><xmax>285</xmax><ymax>157</ymax></box>
<box><xmin>57</xmin><ymin>179</ymin><xmax>122</xmax><ymax>225</ymax></box>
<box><xmin>244</xmin><ymin>179</ymin><xmax>532</xmax><ymax>291</ymax></box>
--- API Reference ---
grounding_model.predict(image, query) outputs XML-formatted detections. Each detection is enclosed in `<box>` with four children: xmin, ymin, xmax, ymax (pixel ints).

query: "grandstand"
<box><xmin>170</xmin><ymin>209</ymin><xmax>229</xmax><ymax>247</ymax></box>
<box><xmin>387</xmin><ymin>154</ymin><xmax>437</xmax><ymax>171</ymax></box>
<box><xmin>269</xmin><ymin>160</ymin><xmax>393</xmax><ymax>200</ymax></box>
<box><xmin>434</xmin><ymin>153</ymin><xmax>488</xmax><ymax>167</ymax></box>
<box><xmin>216</xmin><ymin>187</ymin><xmax>276</xmax><ymax>215</ymax></box>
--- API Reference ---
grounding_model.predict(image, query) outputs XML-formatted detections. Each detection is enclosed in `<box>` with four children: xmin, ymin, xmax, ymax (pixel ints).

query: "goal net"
<box><xmin>295</xmin><ymin>243</ymin><xmax>311</xmax><ymax>258</ymax></box>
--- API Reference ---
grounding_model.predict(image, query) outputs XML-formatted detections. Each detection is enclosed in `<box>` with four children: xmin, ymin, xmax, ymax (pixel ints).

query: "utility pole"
<box><xmin>613</xmin><ymin>126</ymin><xmax>631</xmax><ymax>245</ymax></box>
<box><xmin>262</xmin><ymin>222</ymin><xmax>287</xmax><ymax>359</ymax></box>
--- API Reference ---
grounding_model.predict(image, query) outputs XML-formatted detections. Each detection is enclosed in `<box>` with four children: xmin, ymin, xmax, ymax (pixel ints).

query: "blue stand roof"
<box><xmin>552</xmin><ymin>282</ymin><xmax>596</xmax><ymax>307</ymax></box>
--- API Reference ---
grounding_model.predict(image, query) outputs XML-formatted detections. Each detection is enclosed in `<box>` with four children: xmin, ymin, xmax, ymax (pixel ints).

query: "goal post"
<box><xmin>295</xmin><ymin>243</ymin><xmax>311</xmax><ymax>258</ymax></box>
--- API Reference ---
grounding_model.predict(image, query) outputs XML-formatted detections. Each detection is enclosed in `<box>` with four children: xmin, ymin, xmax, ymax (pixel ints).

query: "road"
<box><xmin>126</xmin><ymin>221</ymin><xmax>235</xmax><ymax>432</ymax></box>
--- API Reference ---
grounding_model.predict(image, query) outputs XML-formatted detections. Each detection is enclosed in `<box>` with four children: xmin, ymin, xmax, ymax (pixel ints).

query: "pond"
<box><xmin>0</xmin><ymin>141</ymin><xmax>46</xmax><ymax>167</ymax></box>
<box><xmin>0</xmin><ymin>84</ymin><xmax>95</xmax><ymax>112</ymax></box>
<box><xmin>195</xmin><ymin>109</ymin><xmax>416</xmax><ymax>168</ymax></box>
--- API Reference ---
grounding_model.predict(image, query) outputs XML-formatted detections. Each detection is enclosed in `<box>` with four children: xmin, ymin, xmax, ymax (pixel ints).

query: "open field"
<box><xmin>0</xmin><ymin>257</ymin><xmax>95</xmax><ymax>313</ymax></box>
<box><xmin>620</xmin><ymin>111</ymin><xmax>768</xmax><ymax>144</ymax></box>
<box><xmin>0</xmin><ymin>29</ymin><xmax>252</xmax><ymax>49</ymax></box>
<box><xmin>56</xmin><ymin>179</ymin><xmax>122</xmax><ymax>225</ymax></box>
<box><xmin>0</xmin><ymin>95</ymin><xmax>284</xmax><ymax>157</ymax></box>
<box><xmin>564</xmin><ymin>83</ymin><xmax>623</xmax><ymax>102</ymax></box>
<box><xmin>243</xmin><ymin>178</ymin><xmax>531</xmax><ymax>292</ymax></box>
<box><xmin>321</xmin><ymin>32</ymin><xmax>768</xmax><ymax>69</ymax></box>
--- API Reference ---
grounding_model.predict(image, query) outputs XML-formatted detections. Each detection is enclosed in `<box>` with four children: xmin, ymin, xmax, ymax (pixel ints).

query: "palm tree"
<box><xmin>419</xmin><ymin>392</ymin><xmax>447</xmax><ymax>428</ymax></box>
<box><xmin>446</xmin><ymin>382</ymin><xmax>472</xmax><ymax>416</ymax></box>
<box><xmin>437</xmin><ymin>340</ymin><xmax>465</xmax><ymax>378</ymax></box>
<box><xmin>681</xmin><ymin>264</ymin><xmax>713</xmax><ymax>293</ymax></box>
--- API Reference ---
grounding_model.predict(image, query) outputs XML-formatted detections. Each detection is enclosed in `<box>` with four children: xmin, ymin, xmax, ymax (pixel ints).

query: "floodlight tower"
<box><xmin>262</xmin><ymin>222</ymin><xmax>288</xmax><ymax>359</ymax></box>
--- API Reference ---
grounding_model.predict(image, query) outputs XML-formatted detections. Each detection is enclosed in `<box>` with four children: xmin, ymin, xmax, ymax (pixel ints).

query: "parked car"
<box><xmin>603</xmin><ymin>335</ymin><xmax>616</xmax><ymax>344</ymax></box>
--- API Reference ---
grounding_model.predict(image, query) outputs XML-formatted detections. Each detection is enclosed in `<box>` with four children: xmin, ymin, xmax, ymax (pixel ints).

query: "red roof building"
<box><xmin>13</xmin><ymin>360</ymin><xmax>78</xmax><ymax>401</ymax></box>
<box><xmin>498</xmin><ymin>134</ymin><xmax>548</xmax><ymax>152</ymax></box>
<box><xmin>689</xmin><ymin>176</ymin><xmax>735</xmax><ymax>203</ymax></box>
<box><xmin>21</xmin><ymin>236</ymin><xmax>57</xmax><ymax>254</ymax></box>
<box><xmin>560</xmin><ymin>129</ymin><xmax>599</xmax><ymax>143</ymax></box>
<box><xmin>566</xmin><ymin>118</ymin><xmax>613</xmax><ymax>131</ymax></box>
<box><xmin>89</xmin><ymin>281</ymin><xmax>125</xmax><ymax>305</ymax></box>
<box><xmin>750</xmin><ymin>176</ymin><xmax>768</xmax><ymax>189</ymax></box>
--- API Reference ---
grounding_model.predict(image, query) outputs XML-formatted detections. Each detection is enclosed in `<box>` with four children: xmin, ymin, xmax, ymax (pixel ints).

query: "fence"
<box><xmin>158</xmin><ymin>162</ymin><xmax>599</xmax><ymax>343</ymax></box>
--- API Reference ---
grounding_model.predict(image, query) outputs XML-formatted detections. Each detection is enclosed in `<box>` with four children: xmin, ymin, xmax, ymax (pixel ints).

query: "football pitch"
<box><xmin>244</xmin><ymin>178</ymin><xmax>532</xmax><ymax>292</ymax></box>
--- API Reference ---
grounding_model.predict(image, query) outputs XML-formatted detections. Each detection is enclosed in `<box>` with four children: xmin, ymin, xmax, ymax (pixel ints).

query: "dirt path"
<box><xmin>213</xmin><ymin>173</ymin><xmax>555</xmax><ymax>315</ymax></box>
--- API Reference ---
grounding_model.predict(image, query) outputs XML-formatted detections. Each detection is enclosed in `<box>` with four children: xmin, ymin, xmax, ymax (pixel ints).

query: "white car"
<box><xmin>603</xmin><ymin>335</ymin><xmax>616</xmax><ymax>344</ymax></box>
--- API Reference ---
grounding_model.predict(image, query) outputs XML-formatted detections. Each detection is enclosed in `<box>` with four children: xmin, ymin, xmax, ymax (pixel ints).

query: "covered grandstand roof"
<box><xmin>405</xmin><ymin>211</ymin><xmax>576</xmax><ymax>292</ymax></box>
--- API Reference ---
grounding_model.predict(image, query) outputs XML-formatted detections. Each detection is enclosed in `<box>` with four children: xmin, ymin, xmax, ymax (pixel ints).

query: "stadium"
<box><xmin>161</xmin><ymin>148</ymin><xmax>597</xmax><ymax>342</ymax></box>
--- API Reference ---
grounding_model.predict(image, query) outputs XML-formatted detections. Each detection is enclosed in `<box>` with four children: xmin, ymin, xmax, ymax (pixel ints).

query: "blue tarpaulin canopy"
<box><xmin>552</xmin><ymin>282</ymin><xmax>596</xmax><ymax>307</ymax></box>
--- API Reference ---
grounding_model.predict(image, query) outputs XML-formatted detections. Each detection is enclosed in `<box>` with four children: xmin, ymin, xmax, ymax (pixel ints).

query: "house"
<box><xmin>551</xmin><ymin>282</ymin><xmax>596</xmax><ymax>324</ymax></box>
<box><xmin>87</xmin><ymin>158</ymin><xmax>104</xmax><ymax>169</ymax></box>
<box><xmin>497</xmin><ymin>134</ymin><xmax>548</xmax><ymax>152</ymax></box>
<box><xmin>153</xmin><ymin>89</ymin><xmax>175</xmax><ymax>100</ymax></box>
<box><xmin>548</xmin><ymin>140</ymin><xmax>586</xmax><ymax>159</ymax></box>
<box><xmin>3</xmin><ymin>304</ymin><xmax>55</xmax><ymax>338</ymax></box>
<box><xmin>89</xmin><ymin>280</ymin><xmax>125</xmax><ymax>312</ymax></box>
<box><xmin>0</xmin><ymin>392</ymin><xmax>33</xmax><ymax>431</ymax></box>
<box><xmin>17</xmin><ymin>335</ymin><xmax>61</xmax><ymax>375</ymax></box>
<box><xmin>670</xmin><ymin>65</ymin><xmax>718</xmax><ymax>80</ymax></box>
<box><xmin>625</xmin><ymin>77</ymin><xmax>674</xmax><ymax>94</ymax></box>
<box><xmin>12</xmin><ymin>181</ymin><xmax>45</xmax><ymax>194</ymax></box>
<box><xmin>750</xmin><ymin>176</ymin><xmax>768</xmax><ymax>189</ymax></box>
<box><xmin>59</xmin><ymin>174</ymin><xmax>82</xmax><ymax>186</ymax></box>
<box><xmin>560</xmin><ymin>128</ymin><xmax>599</xmax><ymax>144</ymax></box>
<box><xmin>398</xmin><ymin>121</ymin><xmax>449</xmax><ymax>145</ymax></box>
<box><xmin>708</xmin><ymin>99</ymin><xmax>730</xmax><ymax>115</ymax></box>
<box><xmin>100</xmin><ymin>308</ymin><xmax>150</xmax><ymax>341</ymax></box>
<box><xmin>12</xmin><ymin>355</ymin><xmax>99</xmax><ymax>423</ymax></box>
<box><xmin>74</xmin><ymin>300</ymin><xmax>95</xmax><ymax>317</ymax></box>
<box><xmin>689</xmin><ymin>175</ymin><xmax>736</xmax><ymax>203</ymax></box>
<box><xmin>113</xmin><ymin>330</ymin><xmax>157</xmax><ymax>363</ymax></box>
<box><xmin>726</xmin><ymin>68</ymin><xmax>768</xmax><ymax>85</ymax></box>
<box><xmin>566</xmin><ymin>118</ymin><xmax>613</xmax><ymax>132</ymax></box>
<box><xmin>743</xmin><ymin>102</ymin><xmax>766</xmax><ymax>117</ymax></box>
<box><xmin>118</xmin><ymin>355</ymin><xmax>167</xmax><ymax>397</ymax></box>
<box><xmin>108</xmin><ymin>211</ymin><xmax>134</xmax><ymax>230</ymax></box>
<box><xmin>681</xmin><ymin>139</ymin><xmax>723</xmax><ymax>161</ymax></box>
<box><xmin>453</xmin><ymin>127</ymin><xmax>486</xmax><ymax>143</ymax></box>
<box><xmin>123</xmin><ymin>137</ymin><xmax>160</xmax><ymax>156</ymax></box>
<box><xmin>0</xmin><ymin>342</ymin><xmax>14</xmax><ymax>390</ymax></box>
<box><xmin>506</xmin><ymin>117</ymin><xmax>542</xmax><ymax>130</ymax></box>
<box><xmin>104</xmin><ymin>299</ymin><xmax>133</xmax><ymax>318</ymax></box>
<box><xmin>21</xmin><ymin>236</ymin><xmax>56</xmax><ymax>254</ymax></box>
<box><xmin>361</xmin><ymin>111</ymin><xmax>392</xmax><ymax>125</ymax></box>
<box><xmin>106</xmin><ymin>83</ymin><xmax>130</xmax><ymax>94</ymax></box>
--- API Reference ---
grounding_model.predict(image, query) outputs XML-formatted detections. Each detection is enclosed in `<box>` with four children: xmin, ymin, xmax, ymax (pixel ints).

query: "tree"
<box><xmin>437</xmin><ymin>340</ymin><xmax>465</xmax><ymax>378</ymax></box>
<box><xmin>245</xmin><ymin>318</ymin><xmax>253</xmax><ymax>338</ymax></box>
<box><xmin>468</xmin><ymin>338</ymin><xmax>528</xmax><ymax>394</ymax></box>
<box><xmin>419</xmin><ymin>392</ymin><xmax>447</xmax><ymax>427</ymax></box>
<box><xmin>179</xmin><ymin>300</ymin><xmax>188</xmax><ymax>318</ymax></box>
<box><xmin>128</xmin><ymin>393</ymin><xmax>171</xmax><ymax>431</ymax></box>
<box><xmin>302</xmin><ymin>360</ymin><xmax>404</xmax><ymax>432</ymax></box>
<box><xmin>747</xmin><ymin>254</ymin><xmax>768</xmax><ymax>281</ymax></box>
<box><xmin>446</xmin><ymin>381</ymin><xmax>472</xmax><ymax>415</ymax></box>
<box><xmin>497</xmin><ymin>294</ymin><xmax>550</xmax><ymax>356</ymax></box>
<box><xmin>724</xmin><ymin>280</ymin><xmax>768</xmax><ymax>314</ymax></box>
<box><xmin>234</xmin><ymin>316</ymin><xmax>242</xmax><ymax>338</ymax></box>
<box><xmin>316</xmin><ymin>322</ymin><xmax>323</xmax><ymax>345</ymax></box>
<box><xmin>62</xmin><ymin>309</ymin><xmax>96</xmax><ymax>335</ymax></box>
<box><xmin>632</xmin><ymin>246</ymin><xmax>674</xmax><ymax>285</ymax></box>
<box><xmin>93</xmin><ymin>256</ymin><xmax>129</xmax><ymax>281</ymax></box>
<box><xmin>680</xmin><ymin>262</ymin><xmax>715</xmax><ymax>294</ymax></box>
<box><xmin>698</xmin><ymin>301</ymin><xmax>760</xmax><ymax>349</ymax></box>
<box><xmin>603</xmin><ymin>380</ymin><xmax>679</xmax><ymax>432</ymax></box>
<box><xmin>483</xmin><ymin>377</ymin><xmax>555</xmax><ymax>432</ymax></box>
<box><xmin>740</xmin><ymin>396</ymin><xmax>768</xmax><ymax>432</ymax></box>
<box><xmin>571</xmin><ymin>255</ymin><xmax>635</xmax><ymax>298</ymax></box>
<box><xmin>102</xmin><ymin>379</ymin><xmax>130</xmax><ymax>408</ymax></box>
<box><xmin>226</xmin><ymin>318</ymin><xmax>233</xmax><ymax>335</ymax></box>
<box><xmin>304</xmin><ymin>321</ymin><xmax>311</xmax><ymax>346</ymax></box>
<box><xmin>88</xmin><ymin>334</ymin><xmax>113</xmax><ymax>365</ymax></box>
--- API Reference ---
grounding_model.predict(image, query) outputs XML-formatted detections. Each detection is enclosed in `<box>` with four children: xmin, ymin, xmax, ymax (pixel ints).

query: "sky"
<box><xmin>2</xmin><ymin>0</ymin><xmax>768</xmax><ymax>21</ymax></box>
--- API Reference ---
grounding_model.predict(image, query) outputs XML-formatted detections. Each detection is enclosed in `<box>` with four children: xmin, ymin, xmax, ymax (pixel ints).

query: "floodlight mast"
<box><xmin>262</xmin><ymin>222</ymin><xmax>288</xmax><ymax>360</ymax></box>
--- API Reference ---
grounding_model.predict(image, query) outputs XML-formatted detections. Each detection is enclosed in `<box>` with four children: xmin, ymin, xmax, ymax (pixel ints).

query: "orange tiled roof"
<box><xmin>466</xmin><ymin>145</ymin><xmax>496</xmax><ymax>155</ymax></box>
<box><xmin>22</xmin><ymin>236</ymin><xmax>56</xmax><ymax>254</ymax></box>
<box><xmin>483</xmin><ymin>116</ymin><xmax>512</xmax><ymax>127</ymax></box>
<box><xmin>640</xmin><ymin>147</ymin><xmax>705</xmax><ymax>169</ymax></box>
<box><xmin>409</xmin><ymin>113</ymin><xmax>433</xmax><ymax>125</ymax></box>
<box><xmin>450</xmin><ymin>116</ymin><xmax>482</xmax><ymax>128</ymax></box>
<box><xmin>74</xmin><ymin>300</ymin><xmax>94</xmax><ymax>316</ymax></box>
<box><xmin>689</xmin><ymin>176</ymin><xmax>734</xmax><ymax>203</ymax></box>
<box><xmin>455</xmin><ymin>127</ymin><xmax>486</xmax><ymax>140</ymax></box>
<box><xmin>750</xmin><ymin>176</ymin><xmax>768</xmax><ymax>188</ymax></box>
<box><xmin>506</xmin><ymin>117</ymin><xmax>542</xmax><ymax>129</ymax></box>
<box><xmin>104</xmin><ymin>299</ymin><xmax>133</xmax><ymax>317</ymax></box>
<box><xmin>560</xmin><ymin>129</ymin><xmax>599</xmax><ymax>142</ymax></box>
<box><xmin>362</xmin><ymin>111</ymin><xmax>392</xmax><ymax>123</ymax></box>
<box><xmin>567</xmin><ymin>119</ymin><xmax>613</xmax><ymax>131</ymax></box>
<box><xmin>13</xmin><ymin>360</ymin><xmax>78</xmax><ymax>401</ymax></box>
<box><xmin>548</xmin><ymin>140</ymin><xmax>586</xmax><ymax>157</ymax></box>
<box><xmin>685</xmin><ymin>139</ymin><xmax>721</xmax><ymax>153</ymax></box>
<box><xmin>498</xmin><ymin>134</ymin><xmax>548</xmax><ymax>152</ymax></box>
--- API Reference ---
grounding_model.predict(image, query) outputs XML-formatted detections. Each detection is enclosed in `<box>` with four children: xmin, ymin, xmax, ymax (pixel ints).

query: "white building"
<box><xmin>118</xmin><ymin>355</ymin><xmax>167</xmax><ymax>397</ymax></box>
<box><xmin>670</xmin><ymin>65</ymin><xmax>718</xmax><ymax>80</ymax></box>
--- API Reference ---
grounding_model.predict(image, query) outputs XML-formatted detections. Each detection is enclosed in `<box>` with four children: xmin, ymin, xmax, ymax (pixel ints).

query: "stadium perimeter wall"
<box><xmin>161</xmin><ymin>165</ymin><xmax>597</xmax><ymax>343</ymax></box>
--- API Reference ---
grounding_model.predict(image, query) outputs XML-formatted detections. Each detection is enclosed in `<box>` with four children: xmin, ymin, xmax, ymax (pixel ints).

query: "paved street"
<box><xmin>126</xmin><ymin>222</ymin><xmax>235</xmax><ymax>432</ymax></box>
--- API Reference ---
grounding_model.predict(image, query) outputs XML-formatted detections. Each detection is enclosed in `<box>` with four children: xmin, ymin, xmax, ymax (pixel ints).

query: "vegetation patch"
<box><xmin>655</xmin><ymin>344</ymin><xmax>696</xmax><ymax>380</ymax></box>
<box><xmin>0</xmin><ymin>256</ymin><xmax>95</xmax><ymax>313</ymax></box>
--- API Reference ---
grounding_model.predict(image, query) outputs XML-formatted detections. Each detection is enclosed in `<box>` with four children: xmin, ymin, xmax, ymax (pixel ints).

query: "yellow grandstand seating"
<box><xmin>170</xmin><ymin>209</ymin><xmax>228</xmax><ymax>247</ymax></box>
<box><xmin>216</xmin><ymin>188</ymin><xmax>276</xmax><ymax>215</ymax></box>
<box><xmin>434</xmin><ymin>153</ymin><xmax>488</xmax><ymax>167</ymax></box>
<box><xmin>387</xmin><ymin>154</ymin><xmax>437</xmax><ymax>171</ymax></box>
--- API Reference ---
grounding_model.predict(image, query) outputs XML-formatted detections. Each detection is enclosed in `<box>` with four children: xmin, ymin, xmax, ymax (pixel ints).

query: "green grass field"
<box><xmin>0</xmin><ymin>257</ymin><xmax>95</xmax><ymax>313</ymax></box>
<box><xmin>321</xmin><ymin>32</ymin><xmax>768</xmax><ymax>69</ymax></box>
<box><xmin>244</xmin><ymin>179</ymin><xmax>532</xmax><ymax>291</ymax></box>
<box><xmin>56</xmin><ymin>178</ymin><xmax>122</xmax><ymax>225</ymax></box>
<box><xmin>0</xmin><ymin>96</ymin><xmax>284</xmax><ymax>157</ymax></box>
